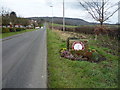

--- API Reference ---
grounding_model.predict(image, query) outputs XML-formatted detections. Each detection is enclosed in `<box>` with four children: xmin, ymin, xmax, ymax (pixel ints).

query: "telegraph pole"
<box><xmin>50</xmin><ymin>5</ymin><xmax>53</xmax><ymax>30</ymax></box>
<box><xmin>118</xmin><ymin>1</ymin><xmax>120</xmax><ymax>25</ymax></box>
<box><xmin>63</xmin><ymin>0</ymin><xmax>65</xmax><ymax>31</ymax></box>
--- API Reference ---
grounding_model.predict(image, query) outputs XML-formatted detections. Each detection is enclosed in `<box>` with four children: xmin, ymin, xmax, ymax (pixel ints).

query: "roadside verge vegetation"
<box><xmin>0</xmin><ymin>28</ymin><xmax>37</xmax><ymax>39</ymax></box>
<box><xmin>47</xmin><ymin>27</ymin><xmax>119</xmax><ymax>88</ymax></box>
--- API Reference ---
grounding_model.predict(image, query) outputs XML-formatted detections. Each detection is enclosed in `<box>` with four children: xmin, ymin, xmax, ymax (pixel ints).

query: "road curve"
<box><xmin>2</xmin><ymin>28</ymin><xmax>47</xmax><ymax>88</ymax></box>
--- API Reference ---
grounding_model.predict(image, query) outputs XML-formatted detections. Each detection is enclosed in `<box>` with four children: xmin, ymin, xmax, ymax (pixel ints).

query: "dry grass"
<box><xmin>53</xmin><ymin>29</ymin><xmax>87</xmax><ymax>41</ymax></box>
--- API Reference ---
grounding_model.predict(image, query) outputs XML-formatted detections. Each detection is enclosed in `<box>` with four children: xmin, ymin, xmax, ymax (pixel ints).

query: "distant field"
<box><xmin>51</xmin><ymin>23</ymin><xmax>78</xmax><ymax>28</ymax></box>
<box><xmin>51</xmin><ymin>23</ymin><xmax>119</xmax><ymax>28</ymax></box>
<box><xmin>49</xmin><ymin>23</ymin><xmax>119</xmax><ymax>39</ymax></box>
<box><xmin>50</xmin><ymin>23</ymin><xmax>119</xmax><ymax>32</ymax></box>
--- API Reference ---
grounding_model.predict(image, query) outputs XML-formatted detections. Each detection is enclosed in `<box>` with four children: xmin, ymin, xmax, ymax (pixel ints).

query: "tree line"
<box><xmin>1</xmin><ymin>7</ymin><xmax>39</xmax><ymax>28</ymax></box>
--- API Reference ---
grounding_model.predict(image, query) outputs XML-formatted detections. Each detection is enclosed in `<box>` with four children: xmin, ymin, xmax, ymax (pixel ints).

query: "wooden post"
<box><xmin>67</xmin><ymin>38</ymin><xmax>70</xmax><ymax>51</ymax></box>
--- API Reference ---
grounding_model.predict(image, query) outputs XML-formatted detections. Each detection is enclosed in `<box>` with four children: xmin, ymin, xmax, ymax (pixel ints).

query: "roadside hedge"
<box><xmin>2</xmin><ymin>28</ymin><xmax>10</xmax><ymax>33</ymax></box>
<box><xmin>15</xmin><ymin>28</ymin><xmax>26</xmax><ymax>31</ymax></box>
<box><xmin>51</xmin><ymin>25</ymin><xmax>119</xmax><ymax>38</ymax></box>
<box><xmin>2</xmin><ymin>28</ymin><xmax>26</xmax><ymax>33</ymax></box>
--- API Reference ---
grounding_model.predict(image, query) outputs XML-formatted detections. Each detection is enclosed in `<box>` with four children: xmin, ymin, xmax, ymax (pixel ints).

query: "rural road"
<box><xmin>2</xmin><ymin>27</ymin><xmax>47</xmax><ymax>88</ymax></box>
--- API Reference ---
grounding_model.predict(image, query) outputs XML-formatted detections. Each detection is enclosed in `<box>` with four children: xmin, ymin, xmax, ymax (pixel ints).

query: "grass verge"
<box><xmin>47</xmin><ymin>29</ymin><xmax>118</xmax><ymax>88</ymax></box>
<box><xmin>0</xmin><ymin>29</ymin><xmax>37</xmax><ymax>39</ymax></box>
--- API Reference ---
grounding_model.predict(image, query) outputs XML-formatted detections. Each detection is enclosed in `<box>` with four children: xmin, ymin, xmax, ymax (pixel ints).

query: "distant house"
<box><xmin>7</xmin><ymin>24</ymin><xmax>13</xmax><ymax>28</ymax></box>
<box><xmin>35</xmin><ymin>27</ymin><xmax>40</xmax><ymax>29</ymax></box>
<box><xmin>15</xmin><ymin>24</ymin><xmax>25</xmax><ymax>28</ymax></box>
<box><xmin>7</xmin><ymin>25</ymin><xmax>11</xmax><ymax>28</ymax></box>
<box><xmin>15</xmin><ymin>24</ymin><xmax>19</xmax><ymax>28</ymax></box>
<box><xmin>20</xmin><ymin>25</ymin><xmax>24</xmax><ymax>28</ymax></box>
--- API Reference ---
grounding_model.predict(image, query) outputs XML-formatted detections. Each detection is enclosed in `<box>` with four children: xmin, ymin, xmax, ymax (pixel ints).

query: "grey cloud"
<box><xmin>65</xmin><ymin>2</ymin><xmax>84</xmax><ymax>10</ymax></box>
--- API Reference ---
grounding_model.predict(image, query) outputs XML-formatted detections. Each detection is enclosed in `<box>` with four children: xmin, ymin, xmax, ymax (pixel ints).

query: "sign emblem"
<box><xmin>72</xmin><ymin>42</ymin><xmax>85</xmax><ymax>50</ymax></box>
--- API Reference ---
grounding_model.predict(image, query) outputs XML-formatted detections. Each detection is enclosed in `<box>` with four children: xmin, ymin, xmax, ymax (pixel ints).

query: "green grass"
<box><xmin>51</xmin><ymin>23</ymin><xmax>78</xmax><ymax>28</ymax></box>
<box><xmin>47</xmin><ymin>29</ymin><xmax>118</xmax><ymax>88</ymax></box>
<box><xmin>0</xmin><ymin>29</ymin><xmax>37</xmax><ymax>39</ymax></box>
<box><xmin>0</xmin><ymin>28</ymin><xmax>2</xmax><ymax>38</ymax></box>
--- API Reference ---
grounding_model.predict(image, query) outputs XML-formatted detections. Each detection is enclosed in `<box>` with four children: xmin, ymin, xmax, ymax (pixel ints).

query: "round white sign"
<box><xmin>72</xmin><ymin>42</ymin><xmax>85</xmax><ymax>51</ymax></box>
<box><xmin>74</xmin><ymin>43</ymin><xmax>83</xmax><ymax>50</ymax></box>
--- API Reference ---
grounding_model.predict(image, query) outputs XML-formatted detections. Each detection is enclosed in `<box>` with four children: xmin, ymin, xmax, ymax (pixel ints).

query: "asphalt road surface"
<box><xmin>2</xmin><ymin>27</ymin><xmax>47</xmax><ymax>88</ymax></box>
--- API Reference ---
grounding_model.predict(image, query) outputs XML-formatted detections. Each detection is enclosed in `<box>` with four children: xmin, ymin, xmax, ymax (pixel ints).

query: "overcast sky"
<box><xmin>1</xmin><ymin>0</ymin><xmax>120</xmax><ymax>24</ymax></box>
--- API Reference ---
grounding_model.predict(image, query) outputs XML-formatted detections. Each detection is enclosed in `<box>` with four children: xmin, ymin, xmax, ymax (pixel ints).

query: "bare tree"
<box><xmin>1</xmin><ymin>7</ymin><xmax>11</xmax><ymax>26</ymax></box>
<box><xmin>0</xmin><ymin>7</ymin><xmax>11</xmax><ymax>16</ymax></box>
<box><xmin>78</xmin><ymin>0</ymin><xmax>120</xmax><ymax>25</ymax></box>
<box><xmin>19</xmin><ymin>18</ymin><xmax>30</xmax><ymax>27</ymax></box>
<box><xmin>10</xmin><ymin>11</ymin><xmax>17</xmax><ymax>27</ymax></box>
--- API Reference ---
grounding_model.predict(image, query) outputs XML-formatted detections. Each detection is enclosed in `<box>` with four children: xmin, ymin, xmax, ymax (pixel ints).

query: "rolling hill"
<box><xmin>27</xmin><ymin>17</ymin><xmax>98</xmax><ymax>26</ymax></box>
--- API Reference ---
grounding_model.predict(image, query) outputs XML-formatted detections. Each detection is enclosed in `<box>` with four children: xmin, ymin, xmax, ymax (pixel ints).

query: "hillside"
<box><xmin>27</xmin><ymin>17</ymin><xmax>97</xmax><ymax>26</ymax></box>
